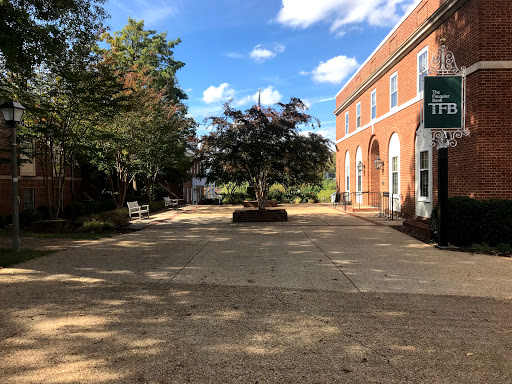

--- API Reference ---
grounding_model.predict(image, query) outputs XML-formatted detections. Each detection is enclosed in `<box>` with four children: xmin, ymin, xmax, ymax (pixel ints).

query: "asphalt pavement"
<box><xmin>0</xmin><ymin>204</ymin><xmax>510</xmax><ymax>383</ymax></box>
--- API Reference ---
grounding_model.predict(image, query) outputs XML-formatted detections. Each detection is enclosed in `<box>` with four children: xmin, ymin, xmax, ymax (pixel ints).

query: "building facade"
<box><xmin>0</xmin><ymin>126</ymin><xmax>81</xmax><ymax>217</ymax></box>
<box><xmin>182</xmin><ymin>160</ymin><xmax>216</xmax><ymax>205</ymax></box>
<box><xmin>335</xmin><ymin>0</ymin><xmax>512</xmax><ymax>218</ymax></box>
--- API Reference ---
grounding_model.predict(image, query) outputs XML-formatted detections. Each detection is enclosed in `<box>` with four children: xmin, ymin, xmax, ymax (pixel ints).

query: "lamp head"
<box><xmin>0</xmin><ymin>99</ymin><xmax>26</xmax><ymax>124</ymax></box>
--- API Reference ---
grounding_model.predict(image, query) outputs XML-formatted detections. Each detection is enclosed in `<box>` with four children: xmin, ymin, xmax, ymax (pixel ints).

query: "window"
<box><xmin>346</xmin><ymin>165</ymin><xmax>350</xmax><ymax>190</ymax></box>
<box><xmin>420</xmin><ymin>150</ymin><xmax>429</xmax><ymax>198</ymax></box>
<box><xmin>389</xmin><ymin>133</ymin><xmax>400</xmax><ymax>211</ymax></box>
<box><xmin>371</xmin><ymin>89</ymin><xmax>377</xmax><ymax>120</ymax></box>
<box><xmin>345</xmin><ymin>112</ymin><xmax>349</xmax><ymax>135</ymax></box>
<box><xmin>20</xmin><ymin>140</ymin><xmax>36</xmax><ymax>176</ymax></box>
<box><xmin>356</xmin><ymin>102</ymin><xmax>361</xmax><ymax>128</ymax></box>
<box><xmin>23</xmin><ymin>188</ymin><xmax>35</xmax><ymax>209</ymax></box>
<box><xmin>344</xmin><ymin>151</ymin><xmax>350</xmax><ymax>193</ymax></box>
<box><xmin>418</xmin><ymin>46</ymin><xmax>428</xmax><ymax>95</ymax></box>
<box><xmin>392</xmin><ymin>156</ymin><xmax>399</xmax><ymax>195</ymax></box>
<box><xmin>390</xmin><ymin>73</ymin><xmax>398</xmax><ymax>109</ymax></box>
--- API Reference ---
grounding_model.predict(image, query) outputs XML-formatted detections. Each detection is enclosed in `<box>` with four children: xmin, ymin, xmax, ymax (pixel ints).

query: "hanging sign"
<box><xmin>424</xmin><ymin>76</ymin><xmax>462</xmax><ymax>129</ymax></box>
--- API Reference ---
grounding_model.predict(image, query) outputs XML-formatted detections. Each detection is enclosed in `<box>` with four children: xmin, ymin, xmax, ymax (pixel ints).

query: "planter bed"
<box><xmin>233</xmin><ymin>209</ymin><xmax>287</xmax><ymax>222</ymax></box>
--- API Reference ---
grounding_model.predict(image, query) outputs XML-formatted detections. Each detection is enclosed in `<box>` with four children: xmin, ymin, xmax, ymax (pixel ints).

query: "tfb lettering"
<box><xmin>428</xmin><ymin>103</ymin><xmax>458</xmax><ymax>115</ymax></box>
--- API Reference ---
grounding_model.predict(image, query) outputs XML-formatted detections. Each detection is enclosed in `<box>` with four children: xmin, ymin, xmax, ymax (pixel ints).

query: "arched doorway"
<box><xmin>370</xmin><ymin>139</ymin><xmax>381</xmax><ymax>194</ymax></box>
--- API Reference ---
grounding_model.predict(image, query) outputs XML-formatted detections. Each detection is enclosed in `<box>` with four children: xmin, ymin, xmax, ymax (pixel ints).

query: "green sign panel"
<box><xmin>424</xmin><ymin>76</ymin><xmax>462</xmax><ymax>129</ymax></box>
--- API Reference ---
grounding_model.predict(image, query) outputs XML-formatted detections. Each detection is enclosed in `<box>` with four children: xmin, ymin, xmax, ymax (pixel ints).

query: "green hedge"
<box><xmin>431</xmin><ymin>197</ymin><xmax>512</xmax><ymax>246</ymax></box>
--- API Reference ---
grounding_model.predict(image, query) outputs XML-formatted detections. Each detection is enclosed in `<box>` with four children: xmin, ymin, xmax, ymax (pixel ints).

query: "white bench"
<box><xmin>163</xmin><ymin>196</ymin><xmax>179</xmax><ymax>209</ymax></box>
<box><xmin>127</xmin><ymin>201</ymin><xmax>149</xmax><ymax>219</ymax></box>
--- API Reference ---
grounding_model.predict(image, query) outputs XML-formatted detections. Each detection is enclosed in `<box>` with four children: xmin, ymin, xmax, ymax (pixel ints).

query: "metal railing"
<box><xmin>333</xmin><ymin>191</ymin><xmax>401</xmax><ymax>220</ymax></box>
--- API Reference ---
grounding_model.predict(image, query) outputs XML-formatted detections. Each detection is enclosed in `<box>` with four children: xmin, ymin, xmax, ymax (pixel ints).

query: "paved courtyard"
<box><xmin>1</xmin><ymin>204</ymin><xmax>511</xmax><ymax>383</ymax></box>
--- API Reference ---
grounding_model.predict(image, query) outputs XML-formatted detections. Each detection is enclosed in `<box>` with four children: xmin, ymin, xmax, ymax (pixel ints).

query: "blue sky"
<box><xmin>103</xmin><ymin>0</ymin><xmax>416</xmax><ymax>142</ymax></box>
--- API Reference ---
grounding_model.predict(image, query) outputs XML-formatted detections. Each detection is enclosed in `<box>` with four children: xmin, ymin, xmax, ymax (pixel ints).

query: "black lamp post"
<box><xmin>0</xmin><ymin>99</ymin><xmax>26</xmax><ymax>252</ymax></box>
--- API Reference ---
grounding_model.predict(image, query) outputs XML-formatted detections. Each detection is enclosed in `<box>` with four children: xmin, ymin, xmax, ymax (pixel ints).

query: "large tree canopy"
<box><xmin>97</xmin><ymin>17</ymin><xmax>187</xmax><ymax>102</ymax></box>
<box><xmin>0</xmin><ymin>0</ymin><xmax>107</xmax><ymax>79</ymax></box>
<box><xmin>90</xmin><ymin>19</ymin><xmax>195</xmax><ymax>207</ymax></box>
<box><xmin>198</xmin><ymin>98</ymin><xmax>332</xmax><ymax>210</ymax></box>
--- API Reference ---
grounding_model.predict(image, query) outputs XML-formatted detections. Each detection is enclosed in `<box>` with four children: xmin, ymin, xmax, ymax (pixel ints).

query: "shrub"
<box><xmin>223</xmin><ymin>192</ymin><xmax>246</xmax><ymax>204</ymax></box>
<box><xmin>293</xmin><ymin>197</ymin><xmax>302</xmax><ymax>204</ymax></box>
<box><xmin>479</xmin><ymin>199</ymin><xmax>512</xmax><ymax>246</ymax></box>
<box><xmin>317</xmin><ymin>189</ymin><xmax>336</xmax><ymax>202</ymax></box>
<box><xmin>97</xmin><ymin>209</ymin><xmax>130</xmax><ymax>228</ymax></box>
<box><xmin>37</xmin><ymin>205</ymin><xmax>51</xmax><ymax>219</ymax></box>
<box><xmin>496</xmin><ymin>243</ymin><xmax>512</xmax><ymax>254</ymax></box>
<box><xmin>63</xmin><ymin>201</ymin><xmax>86</xmax><ymax>219</ymax></box>
<box><xmin>149</xmin><ymin>200</ymin><xmax>165</xmax><ymax>212</ymax></box>
<box><xmin>19</xmin><ymin>208</ymin><xmax>43</xmax><ymax>228</ymax></box>
<box><xmin>268</xmin><ymin>184</ymin><xmax>286</xmax><ymax>202</ymax></box>
<box><xmin>431</xmin><ymin>197</ymin><xmax>512</xmax><ymax>246</ymax></box>
<box><xmin>80</xmin><ymin>219</ymin><xmax>115</xmax><ymax>233</ymax></box>
<box><xmin>84</xmin><ymin>199</ymin><xmax>117</xmax><ymax>215</ymax></box>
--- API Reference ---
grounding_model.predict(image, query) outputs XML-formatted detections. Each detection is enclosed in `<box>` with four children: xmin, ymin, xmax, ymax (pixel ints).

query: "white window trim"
<box><xmin>417</xmin><ymin>46</ymin><xmax>429</xmax><ymax>97</ymax></box>
<box><xmin>356</xmin><ymin>102</ymin><xmax>361</xmax><ymax>129</ymax></box>
<box><xmin>336</xmin><ymin>93</ymin><xmax>420</xmax><ymax>144</ymax></box>
<box><xmin>390</xmin><ymin>72</ymin><xmax>398</xmax><ymax>110</ymax></box>
<box><xmin>345</xmin><ymin>111</ymin><xmax>349</xmax><ymax>135</ymax></box>
<box><xmin>418</xmin><ymin>146</ymin><xmax>432</xmax><ymax>202</ymax></box>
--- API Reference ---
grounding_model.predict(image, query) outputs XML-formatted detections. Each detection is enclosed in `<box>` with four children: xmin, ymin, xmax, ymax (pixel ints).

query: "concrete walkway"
<box><xmin>0</xmin><ymin>204</ymin><xmax>511</xmax><ymax>383</ymax></box>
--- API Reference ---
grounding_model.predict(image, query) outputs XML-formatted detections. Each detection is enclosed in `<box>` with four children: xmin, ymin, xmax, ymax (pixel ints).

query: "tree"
<box><xmin>96</xmin><ymin>17</ymin><xmax>187</xmax><ymax>102</ymax></box>
<box><xmin>198</xmin><ymin>98</ymin><xmax>332</xmax><ymax>210</ymax></box>
<box><xmin>1</xmin><ymin>0</ymin><xmax>120</xmax><ymax>219</ymax></box>
<box><xmin>18</xmin><ymin>39</ymin><xmax>122</xmax><ymax>218</ymax></box>
<box><xmin>90</xmin><ymin>19</ymin><xmax>195</xmax><ymax>207</ymax></box>
<box><xmin>0</xmin><ymin>0</ymin><xmax>107</xmax><ymax>80</ymax></box>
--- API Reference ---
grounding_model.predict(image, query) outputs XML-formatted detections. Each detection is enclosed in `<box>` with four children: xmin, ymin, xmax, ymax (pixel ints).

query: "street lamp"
<box><xmin>374</xmin><ymin>156</ymin><xmax>384</xmax><ymax>170</ymax></box>
<box><xmin>0</xmin><ymin>99</ymin><xmax>26</xmax><ymax>253</ymax></box>
<box><xmin>357</xmin><ymin>161</ymin><xmax>365</xmax><ymax>173</ymax></box>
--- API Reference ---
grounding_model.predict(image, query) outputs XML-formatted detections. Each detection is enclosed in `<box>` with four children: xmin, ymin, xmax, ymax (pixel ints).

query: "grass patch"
<box><xmin>471</xmin><ymin>242</ymin><xmax>512</xmax><ymax>257</ymax></box>
<box><xmin>27</xmin><ymin>232</ymin><xmax>112</xmax><ymax>240</ymax></box>
<box><xmin>0</xmin><ymin>248</ymin><xmax>56</xmax><ymax>268</ymax></box>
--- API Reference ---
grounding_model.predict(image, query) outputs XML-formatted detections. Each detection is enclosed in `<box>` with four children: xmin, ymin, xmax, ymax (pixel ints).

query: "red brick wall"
<box><xmin>0</xmin><ymin>128</ymin><xmax>83</xmax><ymax>217</ymax></box>
<box><xmin>335</xmin><ymin>0</ymin><xmax>512</xmax><ymax>218</ymax></box>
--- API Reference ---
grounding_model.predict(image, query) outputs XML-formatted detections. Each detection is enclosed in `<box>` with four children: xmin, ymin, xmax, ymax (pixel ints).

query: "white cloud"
<box><xmin>249</xmin><ymin>43</ymin><xmax>286</xmax><ymax>63</ymax></box>
<box><xmin>276</xmin><ymin>0</ymin><xmax>415</xmax><ymax>33</ymax></box>
<box><xmin>300</xmin><ymin>128</ymin><xmax>336</xmax><ymax>147</ymax></box>
<box><xmin>202</xmin><ymin>83</ymin><xmax>235</xmax><ymax>104</ymax></box>
<box><xmin>237</xmin><ymin>86</ymin><xmax>283</xmax><ymax>106</ymax></box>
<box><xmin>250</xmin><ymin>46</ymin><xmax>276</xmax><ymax>62</ymax></box>
<box><xmin>311</xmin><ymin>55</ymin><xmax>359</xmax><ymax>84</ymax></box>
<box><xmin>225</xmin><ymin>52</ymin><xmax>244</xmax><ymax>59</ymax></box>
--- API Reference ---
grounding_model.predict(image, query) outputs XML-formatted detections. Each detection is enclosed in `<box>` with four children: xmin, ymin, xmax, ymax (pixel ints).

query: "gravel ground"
<box><xmin>1</xmin><ymin>204</ymin><xmax>511</xmax><ymax>383</ymax></box>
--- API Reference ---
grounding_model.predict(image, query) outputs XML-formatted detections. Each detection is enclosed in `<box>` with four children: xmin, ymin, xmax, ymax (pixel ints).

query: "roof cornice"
<box><xmin>334</xmin><ymin>0</ymin><xmax>469</xmax><ymax>116</ymax></box>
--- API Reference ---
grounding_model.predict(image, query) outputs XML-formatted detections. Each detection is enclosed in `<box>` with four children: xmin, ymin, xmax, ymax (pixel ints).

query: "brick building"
<box><xmin>335</xmin><ymin>0</ymin><xmax>512</xmax><ymax>218</ymax></box>
<box><xmin>0</xmin><ymin>122</ymin><xmax>81</xmax><ymax>217</ymax></box>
